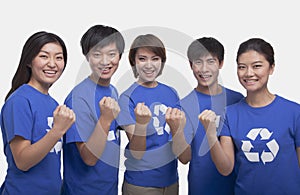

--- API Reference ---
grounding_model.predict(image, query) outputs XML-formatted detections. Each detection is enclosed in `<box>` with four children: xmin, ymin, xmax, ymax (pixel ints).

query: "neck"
<box><xmin>246</xmin><ymin>89</ymin><xmax>275</xmax><ymax>107</ymax></box>
<box><xmin>196</xmin><ymin>83</ymin><xmax>222</xmax><ymax>95</ymax></box>
<box><xmin>89</xmin><ymin>75</ymin><xmax>110</xmax><ymax>87</ymax></box>
<box><xmin>27</xmin><ymin>81</ymin><xmax>49</xmax><ymax>94</ymax></box>
<box><xmin>137</xmin><ymin>80</ymin><xmax>158</xmax><ymax>88</ymax></box>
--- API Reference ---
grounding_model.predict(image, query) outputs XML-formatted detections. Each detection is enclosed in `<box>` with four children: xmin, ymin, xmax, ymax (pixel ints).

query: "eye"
<box><xmin>193</xmin><ymin>60</ymin><xmax>202</xmax><ymax>66</ymax></box>
<box><xmin>138</xmin><ymin>57</ymin><xmax>146</xmax><ymax>61</ymax></box>
<box><xmin>56</xmin><ymin>55</ymin><xmax>64</xmax><ymax>61</ymax></box>
<box><xmin>93</xmin><ymin>52</ymin><xmax>101</xmax><ymax>58</ymax></box>
<box><xmin>109</xmin><ymin>52</ymin><xmax>116</xmax><ymax>58</ymax></box>
<box><xmin>237</xmin><ymin>65</ymin><xmax>246</xmax><ymax>69</ymax></box>
<box><xmin>207</xmin><ymin>59</ymin><xmax>216</xmax><ymax>65</ymax></box>
<box><xmin>39</xmin><ymin>54</ymin><xmax>48</xmax><ymax>59</ymax></box>
<box><xmin>253</xmin><ymin>64</ymin><xmax>262</xmax><ymax>69</ymax></box>
<box><xmin>152</xmin><ymin>57</ymin><xmax>161</xmax><ymax>61</ymax></box>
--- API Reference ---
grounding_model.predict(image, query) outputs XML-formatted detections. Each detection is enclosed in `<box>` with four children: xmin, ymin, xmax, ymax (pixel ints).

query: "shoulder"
<box><xmin>65</xmin><ymin>78</ymin><xmax>94</xmax><ymax>100</ymax></box>
<box><xmin>157</xmin><ymin>82</ymin><xmax>179</xmax><ymax>96</ymax></box>
<box><xmin>224</xmin><ymin>87</ymin><xmax>244</xmax><ymax>98</ymax></box>
<box><xmin>276</xmin><ymin>95</ymin><xmax>300</xmax><ymax>110</ymax></box>
<box><xmin>180</xmin><ymin>90</ymin><xmax>197</xmax><ymax>104</ymax></box>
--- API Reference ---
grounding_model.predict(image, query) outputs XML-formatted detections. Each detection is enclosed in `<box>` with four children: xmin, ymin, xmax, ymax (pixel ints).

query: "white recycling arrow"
<box><xmin>244</xmin><ymin>152</ymin><xmax>260</xmax><ymax>162</ymax></box>
<box><xmin>241</xmin><ymin>140</ymin><xmax>254</xmax><ymax>152</ymax></box>
<box><xmin>246</xmin><ymin>128</ymin><xmax>261</xmax><ymax>140</ymax></box>
<box><xmin>266</xmin><ymin>139</ymin><xmax>279</xmax><ymax>157</ymax></box>
<box><xmin>260</xmin><ymin>128</ymin><xmax>273</xmax><ymax>140</ymax></box>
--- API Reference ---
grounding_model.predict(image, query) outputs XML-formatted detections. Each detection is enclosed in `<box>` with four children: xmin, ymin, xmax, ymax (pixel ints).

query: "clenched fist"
<box><xmin>99</xmin><ymin>96</ymin><xmax>120</xmax><ymax>123</ymax></box>
<box><xmin>198</xmin><ymin>109</ymin><xmax>217</xmax><ymax>136</ymax></box>
<box><xmin>165</xmin><ymin>107</ymin><xmax>186</xmax><ymax>135</ymax></box>
<box><xmin>52</xmin><ymin>105</ymin><xmax>76</xmax><ymax>135</ymax></box>
<box><xmin>134</xmin><ymin>102</ymin><xmax>152</xmax><ymax>125</ymax></box>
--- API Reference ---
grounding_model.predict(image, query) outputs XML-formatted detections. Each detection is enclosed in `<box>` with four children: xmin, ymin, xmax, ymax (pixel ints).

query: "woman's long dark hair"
<box><xmin>5</xmin><ymin>31</ymin><xmax>67</xmax><ymax>101</ymax></box>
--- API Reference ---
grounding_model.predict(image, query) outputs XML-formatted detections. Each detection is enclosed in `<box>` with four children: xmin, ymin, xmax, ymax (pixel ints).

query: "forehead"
<box><xmin>195</xmin><ymin>53</ymin><xmax>216</xmax><ymax>60</ymax></box>
<box><xmin>238</xmin><ymin>50</ymin><xmax>267</xmax><ymax>63</ymax></box>
<box><xmin>92</xmin><ymin>42</ymin><xmax>118</xmax><ymax>52</ymax></box>
<box><xmin>136</xmin><ymin>47</ymin><xmax>157</xmax><ymax>56</ymax></box>
<box><xmin>40</xmin><ymin>42</ymin><xmax>63</xmax><ymax>52</ymax></box>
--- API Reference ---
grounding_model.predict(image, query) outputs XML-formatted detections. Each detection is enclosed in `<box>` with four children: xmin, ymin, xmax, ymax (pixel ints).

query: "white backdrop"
<box><xmin>1</xmin><ymin>1</ymin><xmax>300</xmax><ymax>194</ymax></box>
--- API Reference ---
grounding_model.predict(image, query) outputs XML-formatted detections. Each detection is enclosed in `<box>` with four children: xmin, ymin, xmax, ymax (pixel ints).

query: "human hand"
<box><xmin>99</xmin><ymin>96</ymin><xmax>120</xmax><ymax>123</ymax></box>
<box><xmin>52</xmin><ymin>105</ymin><xmax>75</xmax><ymax>135</ymax></box>
<box><xmin>134</xmin><ymin>103</ymin><xmax>152</xmax><ymax>125</ymax></box>
<box><xmin>198</xmin><ymin>109</ymin><xmax>217</xmax><ymax>137</ymax></box>
<box><xmin>165</xmin><ymin>107</ymin><xmax>186</xmax><ymax>135</ymax></box>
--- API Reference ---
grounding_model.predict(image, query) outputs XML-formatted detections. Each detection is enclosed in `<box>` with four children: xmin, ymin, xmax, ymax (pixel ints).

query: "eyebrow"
<box><xmin>40</xmin><ymin>50</ymin><xmax>63</xmax><ymax>55</ymax></box>
<box><xmin>252</xmin><ymin>60</ymin><xmax>263</xmax><ymax>64</ymax></box>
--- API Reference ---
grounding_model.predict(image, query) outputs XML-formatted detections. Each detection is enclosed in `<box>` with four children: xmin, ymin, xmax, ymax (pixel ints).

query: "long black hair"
<box><xmin>5</xmin><ymin>31</ymin><xmax>67</xmax><ymax>101</ymax></box>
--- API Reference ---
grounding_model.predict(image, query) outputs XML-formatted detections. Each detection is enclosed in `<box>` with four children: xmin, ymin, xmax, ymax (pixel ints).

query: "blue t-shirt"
<box><xmin>180</xmin><ymin>88</ymin><xmax>243</xmax><ymax>195</ymax></box>
<box><xmin>62</xmin><ymin>78</ymin><xmax>120</xmax><ymax>195</ymax></box>
<box><xmin>221</xmin><ymin>95</ymin><xmax>300</xmax><ymax>195</ymax></box>
<box><xmin>0</xmin><ymin>84</ymin><xmax>62</xmax><ymax>195</ymax></box>
<box><xmin>117</xmin><ymin>82</ymin><xmax>179</xmax><ymax>187</ymax></box>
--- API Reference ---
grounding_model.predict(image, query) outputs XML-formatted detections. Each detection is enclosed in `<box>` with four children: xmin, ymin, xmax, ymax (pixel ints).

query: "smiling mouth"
<box><xmin>43</xmin><ymin>70</ymin><xmax>57</xmax><ymax>75</ymax></box>
<box><xmin>199</xmin><ymin>74</ymin><xmax>211</xmax><ymax>79</ymax></box>
<box><xmin>99</xmin><ymin>67</ymin><xmax>112</xmax><ymax>71</ymax></box>
<box><xmin>244</xmin><ymin>79</ymin><xmax>258</xmax><ymax>83</ymax></box>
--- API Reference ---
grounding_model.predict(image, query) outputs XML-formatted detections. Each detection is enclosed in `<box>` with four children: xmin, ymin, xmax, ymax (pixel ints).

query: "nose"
<box><xmin>198</xmin><ymin>63</ymin><xmax>208</xmax><ymax>72</ymax></box>
<box><xmin>100</xmin><ymin>54</ymin><xmax>110</xmax><ymax>66</ymax></box>
<box><xmin>144</xmin><ymin>59</ymin><xmax>153</xmax><ymax>68</ymax></box>
<box><xmin>245</xmin><ymin>67</ymin><xmax>254</xmax><ymax>77</ymax></box>
<box><xmin>47</xmin><ymin>58</ymin><xmax>56</xmax><ymax>68</ymax></box>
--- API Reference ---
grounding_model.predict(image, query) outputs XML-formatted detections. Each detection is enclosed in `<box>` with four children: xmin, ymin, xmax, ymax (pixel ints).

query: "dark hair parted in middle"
<box><xmin>129</xmin><ymin>34</ymin><xmax>166</xmax><ymax>78</ymax></box>
<box><xmin>236</xmin><ymin>38</ymin><xmax>274</xmax><ymax>66</ymax></box>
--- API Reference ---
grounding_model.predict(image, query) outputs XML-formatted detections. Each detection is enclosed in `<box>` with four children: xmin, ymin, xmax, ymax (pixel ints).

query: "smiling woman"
<box><xmin>0</xmin><ymin>31</ymin><xmax>75</xmax><ymax>195</ymax></box>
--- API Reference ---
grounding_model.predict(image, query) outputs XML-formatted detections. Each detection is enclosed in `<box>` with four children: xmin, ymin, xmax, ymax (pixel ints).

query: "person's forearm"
<box><xmin>171</xmin><ymin>130</ymin><xmax>191</xmax><ymax>163</ymax></box>
<box><xmin>11</xmin><ymin>129</ymin><xmax>63</xmax><ymax>171</ymax></box>
<box><xmin>129</xmin><ymin>123</ymin><xmax>147</xmax><ymax>159</ymax></box>
<box><xmin>77</xmin><ymin>117</ymin><xmax>111</xmax><ymax>166</ymax></box>
<box><xmin>207</xmin><ymin>135</ymin><xmax>234</xmax><ymax>176</ymax></box>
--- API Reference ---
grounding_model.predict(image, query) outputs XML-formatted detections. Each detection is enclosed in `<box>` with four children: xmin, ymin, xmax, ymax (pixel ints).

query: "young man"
<box><xmin>174</xmin><ymin>37</ymin><xmax>244</xmax><ymax>195</ymax></box>
<box><xmin>62</xmin><ymin>25</ymin><xmax>125</xmax><ymax>195</ymax></box>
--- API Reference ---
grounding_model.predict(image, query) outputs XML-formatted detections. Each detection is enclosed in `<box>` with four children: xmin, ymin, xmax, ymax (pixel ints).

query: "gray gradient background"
<box><xmin>1</xmin><ymin>1</ymin><xmax>299</xmax><ymax>194</ymax></box>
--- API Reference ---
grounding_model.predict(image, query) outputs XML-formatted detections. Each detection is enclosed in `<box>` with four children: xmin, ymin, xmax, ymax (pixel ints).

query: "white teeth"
<box><xmin>44</xmin><ymin>70</ymin><xmax>56</xmax><ymax>74</ymax></box>
<box><xmin>99</xmin><ymin>67</ymin><xmax>112</xmax><ymax>71</ymax></box>
<box><xmin>200</xmin><ymin>75</ymin><xmax>210</xmax><ymax>78</ymax></box>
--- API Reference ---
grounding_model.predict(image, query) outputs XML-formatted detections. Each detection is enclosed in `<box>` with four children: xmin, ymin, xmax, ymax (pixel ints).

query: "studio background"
<box><xmin>1</xmin><ymin>1</ymin><xmax>299</xmax><ymax>194</ymax></box>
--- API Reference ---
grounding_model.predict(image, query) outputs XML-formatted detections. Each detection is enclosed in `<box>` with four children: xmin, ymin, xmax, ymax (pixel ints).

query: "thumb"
<box><xmin>53</xmin><ymin>105</ymin><xmax>62</xmax><ymax>116</ymax></box>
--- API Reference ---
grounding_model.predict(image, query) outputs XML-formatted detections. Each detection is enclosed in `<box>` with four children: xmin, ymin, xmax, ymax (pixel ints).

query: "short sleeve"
<box><xmin>2</xmin><ymin>96</ymin><xmax>33</xmax><ymax>142</ymax></box>
<box><xmin>183</xmin><ymin>111</ymin><xmax>194</xmax><ymax>145</ymax></box>
<box><xmin>117</xmin><ymin>93</ymin><xmax>136</xmax><ymax>127</ymax></box>
<box><xmin>65</xmin><ymin>95</ymin><xmax>96</xmax><ymax>143</ymax></box>
<box><xmin>219</xmin><ymin>114</ymin><xmax>231</xmax><ymax>137</ymax></box>
<box><xmin>295</xmin><ymin>114</ymin><xmax>300</xmax><ymax>147</ymax></box>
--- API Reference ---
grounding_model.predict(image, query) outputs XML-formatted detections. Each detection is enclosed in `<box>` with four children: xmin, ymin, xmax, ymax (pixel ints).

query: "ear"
<box><xmin>218</xmin><ymin>60</ymin><xmax>224</xmax><ymax>69</ymax></box>
<box><xmin>269</xmin><ymin>64</ymin><xmax>275</xmax><ymax>75</ymax></box>
<box><xmin>27</xmin><ymin>64</ymin><xmax>32</xmax><ymax>68</ymax></box>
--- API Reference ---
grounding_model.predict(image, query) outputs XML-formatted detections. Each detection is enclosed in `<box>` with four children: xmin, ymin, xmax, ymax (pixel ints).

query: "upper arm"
<box><xmin>297</xmin><ymin>147</ymin><xmax>300</xmax><ymax>167</ymax></box>
<box><xmin>9</xmin><ymin>136</ymin><xmax>31</xmax><ymax>167</ymax></box>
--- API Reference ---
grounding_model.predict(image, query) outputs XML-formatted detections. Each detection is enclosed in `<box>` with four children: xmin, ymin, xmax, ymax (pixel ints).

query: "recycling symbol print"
<box><xmin>151</xmin><ymin>103</ymin><xmax>170</xmax><ymax>135</ymax></box>
<box><xmin>241</xmin><ymin>128</ymin><xmax>279</xmax><ymax>164</ymax></box>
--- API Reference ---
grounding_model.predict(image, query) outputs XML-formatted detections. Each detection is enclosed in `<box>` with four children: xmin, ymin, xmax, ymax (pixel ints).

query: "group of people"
<box><xmin>0</xmin><ymin>24</ymin><xmax>299</xmax><ymax>195</ymax></box>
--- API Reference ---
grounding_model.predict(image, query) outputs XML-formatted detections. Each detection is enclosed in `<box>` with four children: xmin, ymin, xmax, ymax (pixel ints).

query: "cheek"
<box><xmin>111</xmin><ymin>58</ymin><xmax>120</xmax><ymax>65</ymax></box>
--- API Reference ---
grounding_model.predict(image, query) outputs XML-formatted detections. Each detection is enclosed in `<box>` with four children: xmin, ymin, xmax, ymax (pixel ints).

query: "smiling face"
<box><xmin>87</xmin><ymin>42</ymin><xmax>120</xmax><ymax>86</ymax></box>
<box><xmin>28</xmin><ymin>42</ymin><xmax>65</xmax><ymax>94</ymax></box>
<box><xmin>191</xmin><ymin>54</ymin><xmax>223</xmax><ymax>94</ymax></box>
<box><xmin>135</xmin><ymin>48</ymin><xmax>162</xmax><ymax>87</ymax></box>
<box><xmin>237</xmin><ymin>50</ymin><xmax>274</xmax><ymax>93</ymax></box>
